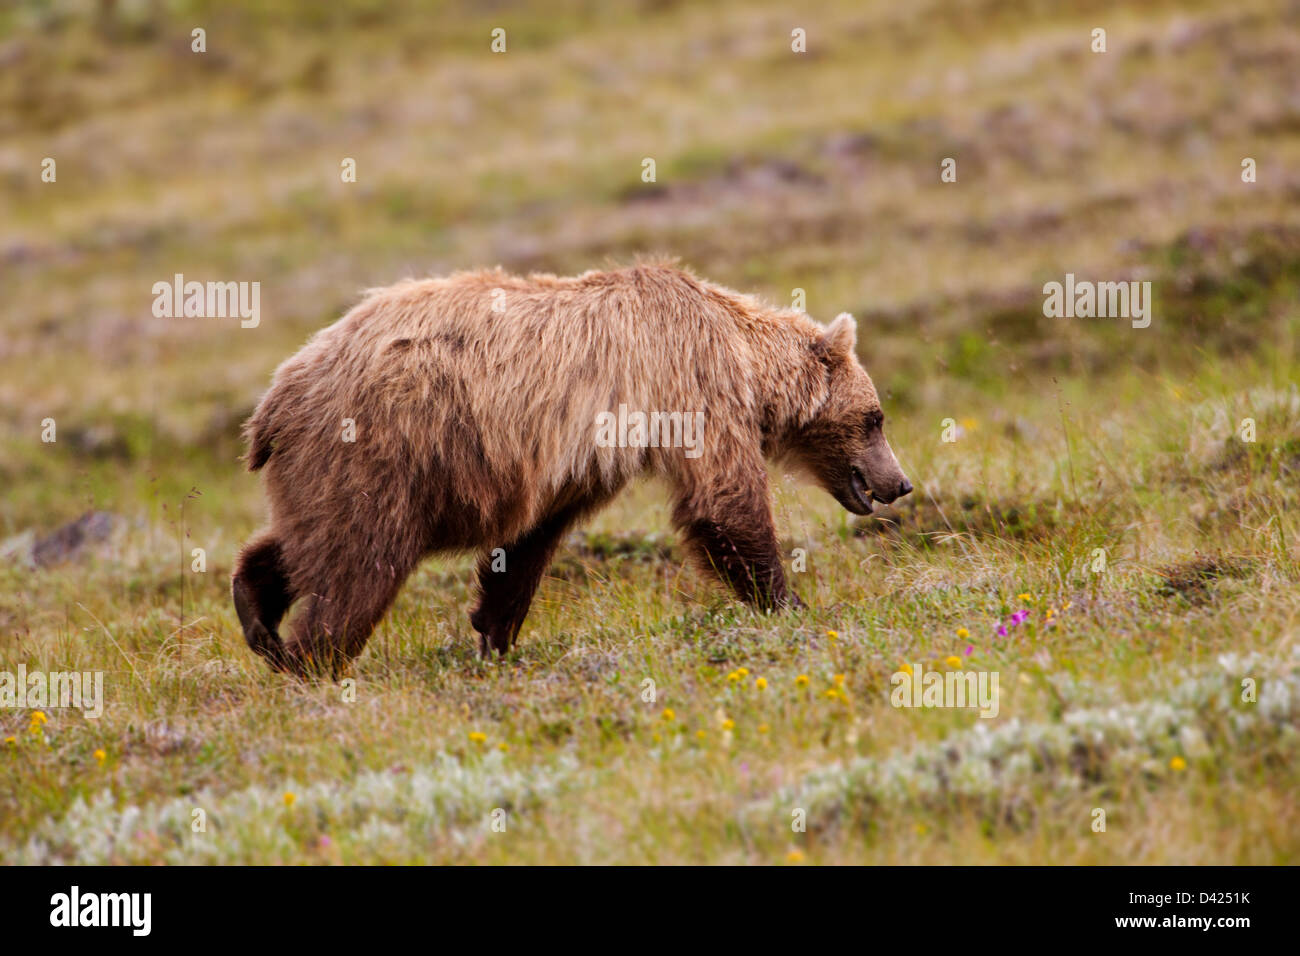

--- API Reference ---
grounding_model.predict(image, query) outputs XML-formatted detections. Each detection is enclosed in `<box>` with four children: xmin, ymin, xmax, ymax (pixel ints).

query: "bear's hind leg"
<box><xmin>470</xmin><ymin>506</ymin><xmax>582</xmax><ymax>656</ymax></box>
<box><xmin>231</xmin><ymin>533</ymin><xmax>296</xmax><ymax>672</ymax></box>
<box><xmin>285</xmin><ymin>557</ymin><xmax>412</xmax><ymax>677</ymax></box>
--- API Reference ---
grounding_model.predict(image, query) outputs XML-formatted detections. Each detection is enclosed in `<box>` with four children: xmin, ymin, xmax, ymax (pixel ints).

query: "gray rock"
<box><xmin>31</xmin><ymin>511</ymin><xmax>120</xmax><ymax>568</ymax></box>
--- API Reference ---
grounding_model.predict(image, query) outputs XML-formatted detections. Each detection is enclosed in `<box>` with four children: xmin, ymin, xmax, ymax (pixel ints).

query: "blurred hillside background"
<box><xmin>2</xmin><ymin>0</ymin><xmax>1297</xmax><ymax>532</ymax></box>
<box><xmin>1</xmin><ymin>0</ymin><xmax>1299</xmax><ymax>863</ymax></box>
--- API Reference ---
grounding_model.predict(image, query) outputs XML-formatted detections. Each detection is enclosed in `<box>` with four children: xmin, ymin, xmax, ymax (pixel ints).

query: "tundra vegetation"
<box><xmin>1</xmin><ymin>0</ymin><xmax>1297</xmax><ymax>863</ymax></box>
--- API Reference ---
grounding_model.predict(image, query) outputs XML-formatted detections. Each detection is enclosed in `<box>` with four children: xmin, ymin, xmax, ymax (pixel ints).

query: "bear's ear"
<box><xmin>813</xmin><ymin>312</ymin><xmax>857</xmax><ymax>363</ymax></box>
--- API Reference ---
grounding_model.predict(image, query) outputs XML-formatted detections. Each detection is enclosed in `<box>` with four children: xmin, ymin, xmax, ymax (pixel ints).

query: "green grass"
<box><xmin>1</xmin><ymin>0</ymin><xmax>1298</xmax><ymax>864</ymax></box>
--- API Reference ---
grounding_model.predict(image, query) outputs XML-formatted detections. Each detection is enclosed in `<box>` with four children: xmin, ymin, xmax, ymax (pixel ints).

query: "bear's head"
<box><xmin>791</xmin><ymin>313</ymin><xmax>913</xmax><ymax>515</ymax></box>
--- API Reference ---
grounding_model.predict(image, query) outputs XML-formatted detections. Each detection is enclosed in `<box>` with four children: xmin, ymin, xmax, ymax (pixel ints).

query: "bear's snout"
<box><xmin>875</xmin><ymin>476</ymin><xmax>914</xmax><ymax>505</ymax></box>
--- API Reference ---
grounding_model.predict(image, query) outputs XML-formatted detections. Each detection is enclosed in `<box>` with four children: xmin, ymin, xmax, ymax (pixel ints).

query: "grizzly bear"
<box><xmin>232</xmin><ymin>264</ymin><xmax>912</xmax><ymax>675</ymax></box>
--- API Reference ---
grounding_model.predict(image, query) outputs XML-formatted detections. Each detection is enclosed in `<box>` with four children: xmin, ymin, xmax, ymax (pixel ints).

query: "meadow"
<box><xmin>1</xmin><ymin>0</ymin><xmax>1298</xmax><ymax>863</ymax></box>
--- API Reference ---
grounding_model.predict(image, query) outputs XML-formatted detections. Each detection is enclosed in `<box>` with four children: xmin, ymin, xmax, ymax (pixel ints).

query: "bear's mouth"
<box><xmin>849</xmin><ymin>467</ymin><xmax>874</xmax><ymax>514</ymax></box>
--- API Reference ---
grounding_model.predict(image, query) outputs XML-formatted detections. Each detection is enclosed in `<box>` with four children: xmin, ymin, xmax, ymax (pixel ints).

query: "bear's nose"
<box><xmin>898</xmin><ymin>478</ymin><xmax>914</xmax><ymax>499</ymax></box>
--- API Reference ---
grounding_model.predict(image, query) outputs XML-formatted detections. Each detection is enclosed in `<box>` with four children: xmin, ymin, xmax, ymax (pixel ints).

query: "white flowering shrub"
<box><xmin>6</xmin><ymin>751</ymin><xmax>579</xmax><ymax>864</ymax></box>
<box><xmin>759</xmin><ymin>649</ymin><xmax>1300</xmax><ymax>831</ymax></box>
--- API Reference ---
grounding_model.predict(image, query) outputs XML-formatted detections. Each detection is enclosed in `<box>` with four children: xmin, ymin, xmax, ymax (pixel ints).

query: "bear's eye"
<box><xmin>864</xmin><ymin>411</ymin><xmax>884</xmax><ymax>431</ymax></box>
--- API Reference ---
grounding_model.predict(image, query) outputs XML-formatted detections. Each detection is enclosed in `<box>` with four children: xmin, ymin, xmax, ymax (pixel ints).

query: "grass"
<box><xmin>1</xmin><ymin>0</ymin><xmax>1298</xmax><ymax>864</ymax></box>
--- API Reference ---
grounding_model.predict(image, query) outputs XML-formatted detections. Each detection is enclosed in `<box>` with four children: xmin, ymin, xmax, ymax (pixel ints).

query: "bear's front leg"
<box><xmin>679</xmin><ymin>514</ymin><xmax>798</xmax><ymax>611</ymax></box>
<box><xmin>672</xmin><ymin>461</ymin><xmax>800</xmax><ymax>611</ymax></box>
<box><xmin>470</xmin><ymin>508</ymin><xmax>578</xmax><ymax>656</ymax></box>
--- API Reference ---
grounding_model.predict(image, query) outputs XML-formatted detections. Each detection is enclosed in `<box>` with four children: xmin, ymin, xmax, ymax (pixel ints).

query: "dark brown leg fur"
<box><xmin>673</xmin><ymin>482</ymin><xmax>799</xmax><ymax>612</ymax></box>
<box><xmin>231</xmin><ymin>534</ymin><xmax>296</xmax><ymax>672</ymax></box>
<box><xmin>284</xmin><ymin>554</ymin><xmax>414</xmax><ymax>677</ymax></box>
<box><xmin>470</xmin><ymin>505</ymin><xmax>582</xmax><ymax>656</ymax></box>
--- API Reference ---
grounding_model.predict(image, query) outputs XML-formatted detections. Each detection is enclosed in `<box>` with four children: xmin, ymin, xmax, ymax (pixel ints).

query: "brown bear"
<box><xmin>232</xmin><ymin>263</ymin><xmax>911</xmax><ymax>675</ymax></box>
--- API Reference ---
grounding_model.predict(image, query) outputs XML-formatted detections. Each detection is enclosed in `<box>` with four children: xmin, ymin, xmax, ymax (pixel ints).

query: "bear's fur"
<box><xmin>233</xmin><ymin>263</ymin><xmax>911</xmax><ymax>674</ymax></box>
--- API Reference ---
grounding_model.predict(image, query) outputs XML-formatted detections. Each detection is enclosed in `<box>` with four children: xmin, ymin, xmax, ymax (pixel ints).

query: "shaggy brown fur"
<box><xmin>233</xmin><ymin>263</ymin><xmax>911</xmax><ymax>675</ymax></box>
